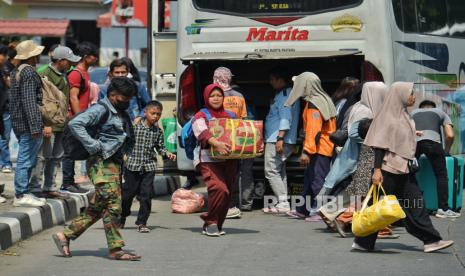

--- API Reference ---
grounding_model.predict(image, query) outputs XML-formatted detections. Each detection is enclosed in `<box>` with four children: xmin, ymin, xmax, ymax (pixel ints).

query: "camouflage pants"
<box><xmin>63</xmin><ymin>158</ymin><xmax>124</xmax><ymax>250</ymax></box>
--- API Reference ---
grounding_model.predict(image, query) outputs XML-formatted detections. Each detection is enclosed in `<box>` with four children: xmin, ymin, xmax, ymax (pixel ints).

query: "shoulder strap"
<box><xmin>96</xmin><ymin>102</ymin><xmax>110</xmax><ymax>126</ymax></box>
<box><xmin>200</xmin><ymin>108</ymin><xmax>212</xmax><ymax>121</ymax></box>
<box><xmin>15</xmin><ymin>64</ymin><xmax>32</xmax><ymax>82</ymax></box>
<box><xmin>69</xmin><ymin>69</ymin><xmax>86</xmax><ymax>94</ymax></box>
<box><xmin>225</xmin><ymin>110</ymin><xmax>236</xmax><ymax>118</ymax></box>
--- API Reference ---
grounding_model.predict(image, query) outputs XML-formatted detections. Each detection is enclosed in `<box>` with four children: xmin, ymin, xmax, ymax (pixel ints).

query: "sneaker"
<box><xmin>13</xmin><ymin>195</ymin><xmax>46</xmax><ymax>207</ymax></box>
<box><xmin>351</xmin><ymin>242</ymin><xmax>378</xmax><ymax>252</ymax></box>
<box><xmin>28</xmin><ymin>193</ymin><xmax>46</xmax><ymax>203</ymax></box>
<box><xmin>445</xmin><ymin>209</ymin><xmax>461</xmax><ymax>218</ymax></box>
<box><xmin>226</xmin><ymin>207</ymin><xmax>242</xmax><ymax>219</ymax></box>
<box><xmin>61</xmin><ymin>184</ymin><xmax>90</xmax><ymax>195</ymax></box>
<box><xmin>0</xmin><ymin>196</ymin><xmax>6</xmax><ymax>203</ymax></box>
<box><xmin>435</xmin><ymin>209</ymin><xmax>460</xmax><ymax>219</ymax></box>
<box><xmin>2</xmin><ymin>166</ymin><xmax>12</xmax><ymax>173</ymax></box>
<box><xmin>45</xmin><ymin>191</ymin><xmax>70</xmax><ymax>200</ymax></box>
<box><xmin>424</xmin><ymin>240</ymin><xmax>454</xmax><ymax>253</ymax></box>
<box><xmin>202</xmin><ymin>224</ymin><xmax>221</xmax><ymax>237</ymax></box>
<box><xmin>137</xmin><ymin>224</ymin><xmax>150</xmax><ymax>233</ymax></box>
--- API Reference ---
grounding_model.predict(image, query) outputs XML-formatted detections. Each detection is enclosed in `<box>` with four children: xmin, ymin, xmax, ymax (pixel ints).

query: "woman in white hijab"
<box><xmin>352</xmin><ymin>82</ymin><xmax>454</xmax><ymax>253</ymax></box>
<box><xmin>317</xmin><ymin>82</ymin><xmax>387</xmax><ymax>229</ymax></box>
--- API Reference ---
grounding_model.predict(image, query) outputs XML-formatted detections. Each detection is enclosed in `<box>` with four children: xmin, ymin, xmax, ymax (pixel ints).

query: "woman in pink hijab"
<box><xmin>353</xmin><ymin>82</ymin><xmax>454</xmax><ymax>253</ymax></box>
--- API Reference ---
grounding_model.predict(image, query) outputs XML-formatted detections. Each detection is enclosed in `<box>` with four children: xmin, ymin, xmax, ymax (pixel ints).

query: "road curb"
<box><xmin>0</xmin><ymin>194</ymin><xmax>89</xmax><ymax>250</ymax></box>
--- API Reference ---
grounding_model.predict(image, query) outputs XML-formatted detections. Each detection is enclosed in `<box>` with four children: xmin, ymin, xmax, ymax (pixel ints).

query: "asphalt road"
<box><xmin>1</xmin><ymin>193</ymin><xmax>464</xmax><ymax>276</ymax></box>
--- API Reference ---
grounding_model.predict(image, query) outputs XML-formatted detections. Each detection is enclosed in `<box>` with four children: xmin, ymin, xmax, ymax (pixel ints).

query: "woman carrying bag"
<box><xmin>352</xmin><ymin>82</ymin><xmax>454</xmax><ymax>253</ymax></box>
<box><xmin>192</xmin><ymin>84</ymin><xmax>238</xmax><ymax>237</ymax></box>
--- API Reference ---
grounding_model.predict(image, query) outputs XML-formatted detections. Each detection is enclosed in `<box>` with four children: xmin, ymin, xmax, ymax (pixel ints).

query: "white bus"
<box><xmin>175</xmin><ymin>0</ymin><xmax>465</xmax><ymax>173</ymax></box>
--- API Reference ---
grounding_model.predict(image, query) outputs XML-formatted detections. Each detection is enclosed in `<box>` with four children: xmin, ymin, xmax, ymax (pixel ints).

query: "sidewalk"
<box><xmin>0</xmin><ymin>169</ymin><xmax>92</xmax><ymax>250</ymax></box>
<box><xmin>0</xmin><ymin>165</ymin><xmax>184</xmax><ymax>250</ymax></box>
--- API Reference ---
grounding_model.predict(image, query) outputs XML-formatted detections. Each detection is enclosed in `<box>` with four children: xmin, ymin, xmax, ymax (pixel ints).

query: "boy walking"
<box><xmin>120</xmin><ymin>101</ymin><xmax>176</xmax><ymax>232</ymax></box>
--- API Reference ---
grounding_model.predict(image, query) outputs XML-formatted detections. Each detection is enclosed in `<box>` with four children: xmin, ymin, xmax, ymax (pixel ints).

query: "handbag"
<box><xmin>329</xmin><ymin>129</ymin><xmax>348</xmax><ymax>147</ymax></box>
<box><xmin>352</xmin><ymin>184</ymin><xmax>406</xmax><ymax>237</ymax></box>
<box><xmin>408</xmin><ymin>158</ymin><xmax>420</xmax><ymax>174</ymax></box>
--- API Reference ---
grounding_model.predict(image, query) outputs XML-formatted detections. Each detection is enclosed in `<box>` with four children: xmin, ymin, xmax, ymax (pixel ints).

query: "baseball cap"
<box><xmin>52</xmin><ymin>46</ymin><xmax>81</xmax><ymax>62</ymax></box>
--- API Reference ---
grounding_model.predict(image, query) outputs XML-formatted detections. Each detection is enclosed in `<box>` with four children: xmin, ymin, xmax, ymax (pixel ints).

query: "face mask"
<box><xmin>114</xmin><ymin>100</ymin><xmax>130</xmax><ymax>111</ymax></box>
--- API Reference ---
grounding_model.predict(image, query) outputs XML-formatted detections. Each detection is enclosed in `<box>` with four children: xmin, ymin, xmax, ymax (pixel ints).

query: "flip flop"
<box><xmin>305</xmin><ymin>215</ymin><xmax>323</xmax><ymax>222</ymax></box>
<box><xmin>109</xmin><ymin>251</ymin><xmax>141</xmax><ymax>261</ymax></box>
<box><xmin>318</xmin><ymin>211</ymin><xmax>337</xmax><ymax>231</ymax></box>
<box><xmin>262</xmin><ymin>207</ymin><xmax>278</xmax><ymax>214</ymax></box>
<box><xmin>52</xmin><ymin>233</ymin><xmax>71</xmax><ymax>258</ymax></box>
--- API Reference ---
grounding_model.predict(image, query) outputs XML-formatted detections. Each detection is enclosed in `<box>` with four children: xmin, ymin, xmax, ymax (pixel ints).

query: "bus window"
<box><xmin>447</xmin><ymin>0</ymin><xmax>465</xmax><ymax>38</ymax></box>
<box><xmin>392</xmin><ymin>0</ymin><xmax>465</xmax><ymax>38</ymax></box>
<box><xmin>193</xmin><ymin>0</ymin><xmax>362</xmax><ymax>16</ymax></box>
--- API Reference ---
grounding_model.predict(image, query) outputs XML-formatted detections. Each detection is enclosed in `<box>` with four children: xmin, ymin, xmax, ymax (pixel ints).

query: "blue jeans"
<box><xmin>14</xmin><ymin>133</ymin><xmax>43</xmax><ymax>197</ymax></box>
<box><xmin>0</xmin><ymin>112</ymin><xmax>12</xmax><ymax>167</ymax></box>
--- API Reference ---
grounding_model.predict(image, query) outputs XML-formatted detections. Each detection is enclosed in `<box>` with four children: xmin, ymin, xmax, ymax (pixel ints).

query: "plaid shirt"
<box><xmin>9</xmin><ymin>65</ymin><xmax>43</xmax><ymax>135</ymax></box>
<box><xmin>125</xmin><ymin>120</ymin><xmax>167</xmax><ymax>172</ymax></box>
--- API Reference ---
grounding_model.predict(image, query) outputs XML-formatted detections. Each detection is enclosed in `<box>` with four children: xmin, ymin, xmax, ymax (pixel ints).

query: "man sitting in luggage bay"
<box><xmin>412</xmin><ymin>100</ymin><xmax>460</xmax><ymax>218</ymax></box>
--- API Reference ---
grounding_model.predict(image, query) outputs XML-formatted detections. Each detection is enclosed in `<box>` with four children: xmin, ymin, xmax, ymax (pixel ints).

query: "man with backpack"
<box><xmin>98</xmin><ymin>58</ymin><xmax>151</xmax><ymax>123</ymax></box>
<box><xmin>8</xmin><ymin>40</ymin><xmax>45</xmax><ymax>207</ymax></box>
<box><xmin>52</xmin><ymin>77</ymin><xmax>141</xmax><ymax>260</ymax></box>
<box><xmin>61</xmin><ymin>42</ymin><xmax>98</xmax><ymax>194</ymax></box>
<box><xmin>29</xmin><ymin>46</ymin><xmax>80</xmax><ymax>199</ymax></box>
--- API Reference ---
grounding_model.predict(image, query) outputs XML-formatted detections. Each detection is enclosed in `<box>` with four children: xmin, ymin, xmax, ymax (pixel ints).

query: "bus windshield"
<box><xmin>193</xmin><ymin>0</ymin><xmax>362</xmax><ymax>16</ymax></box>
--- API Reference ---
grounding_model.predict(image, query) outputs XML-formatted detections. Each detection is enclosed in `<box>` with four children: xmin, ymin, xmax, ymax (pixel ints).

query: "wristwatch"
<box><xmin>276</xmin><ymin>136</ymin><xmax>284</xmax><ymax>142</ymax></box>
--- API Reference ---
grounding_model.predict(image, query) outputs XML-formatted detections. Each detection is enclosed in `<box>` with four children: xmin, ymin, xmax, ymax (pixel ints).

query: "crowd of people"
<box><xmin>190</xmin><ymin>66</ymin><xmax>457</xmax><ymax>255</ymax></box>
<box><xmin>0</xmin><ymin>38</ymin><xmax>459</xmax><ymax>259</ymax></box>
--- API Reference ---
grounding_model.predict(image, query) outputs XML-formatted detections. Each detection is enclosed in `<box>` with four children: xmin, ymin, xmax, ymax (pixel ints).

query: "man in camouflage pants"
<box><xmin>52</xmin><ymin>77</ymin><xmax>140</xmax><ymax>261</ymax></box>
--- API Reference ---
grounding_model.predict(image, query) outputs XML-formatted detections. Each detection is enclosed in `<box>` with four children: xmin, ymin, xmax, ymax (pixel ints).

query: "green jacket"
<box><xmin>39</xmin><ymin>64</ymin><xmax>70</xmax><ymax>132</ymax></box>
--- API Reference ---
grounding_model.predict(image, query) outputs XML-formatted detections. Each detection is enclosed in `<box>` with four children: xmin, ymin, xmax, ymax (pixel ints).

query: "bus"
<box><xmin>175</xmin><ymin>0</ymin><xmax>465</xmax><ymax>173</ymax></box>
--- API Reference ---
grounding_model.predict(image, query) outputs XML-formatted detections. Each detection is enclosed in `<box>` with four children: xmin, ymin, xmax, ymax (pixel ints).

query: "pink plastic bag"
<box><xmin>171</xmin><ymin>188</ymin><xmax>205</xmax><ymax>214</ymax></box>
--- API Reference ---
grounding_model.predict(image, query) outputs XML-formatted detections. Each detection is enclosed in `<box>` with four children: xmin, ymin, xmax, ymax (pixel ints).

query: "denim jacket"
<box><xmin>68</xmin><ymin>97</ymin><xmax>133</xmax><ymax>160</ymax></box>
<box><xmin>99</xmin><ymin>81</ymin><xmax>151</xmax><ymax>121</ymax></box>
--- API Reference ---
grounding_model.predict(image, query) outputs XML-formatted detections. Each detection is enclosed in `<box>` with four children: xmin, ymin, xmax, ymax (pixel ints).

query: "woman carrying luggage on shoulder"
<box><xmin>352</xmin><ymin>82</ymin><xmax>454</xmax><ymax>253</ymax></box>
<box><xmin>192</xmin><ymin>84</ymin><xmax>238</xmax><ymax>237</ymax></box>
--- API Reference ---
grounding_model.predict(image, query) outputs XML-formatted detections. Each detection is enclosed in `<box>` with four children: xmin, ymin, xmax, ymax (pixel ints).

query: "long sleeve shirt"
<box><xmin>264</xmin><ymin>87</ymin><xmax>300</xmax><ymax>144</ymax></box>
<box><xmin>9</xmin><ymin>65</ymin><xmax>43</xmax><ymax>136</ymax></box>
<box><xmin>126</xmin><ymin>120</ymin><xmax>167</xmax><ymax>172</ymax></box>
<box><xmin>302</xmin><ymin>102</ymin><xmax>336</xmax><ymax>157</ymax></box>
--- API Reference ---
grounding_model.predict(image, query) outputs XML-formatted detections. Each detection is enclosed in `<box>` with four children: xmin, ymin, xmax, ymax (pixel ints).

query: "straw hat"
<box><xmin>14</xmin><ymin>40</ymin><xmax>45</xmax><ymax>60</ymax></box>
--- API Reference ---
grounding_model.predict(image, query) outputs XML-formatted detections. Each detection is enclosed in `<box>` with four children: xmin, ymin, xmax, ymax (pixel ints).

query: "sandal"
<box><xmin>52</xmin><ymin>233</ymin><xmax>71</xmax><ymax>257</ymax></box>
<box><xmin>137</xmin><ymin>224</ymin><xmax>150</xmax><ymax>233</ymax></box>
<box><xmin>318</xmin><ymin>211</ymin><xmax>337</xmax><ymax>231</ymax></box>
<box><xmin>109</xmin><ymin>251</ymin><xmax>141</xmax><ymax>261</ymax></box>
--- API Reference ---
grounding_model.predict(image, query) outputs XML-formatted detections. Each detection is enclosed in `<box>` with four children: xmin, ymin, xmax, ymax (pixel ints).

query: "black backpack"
<box><xmin>63</xmin><ymin>103</ymin><xmax>110</xmax><ymax>160</ymax></box>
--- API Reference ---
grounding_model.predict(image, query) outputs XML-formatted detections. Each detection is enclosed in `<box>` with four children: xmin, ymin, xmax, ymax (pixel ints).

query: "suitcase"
<box><xmin>416</xmin><ymin>155</ymin><xmax>464</xmax><ymax>212</ymax></box>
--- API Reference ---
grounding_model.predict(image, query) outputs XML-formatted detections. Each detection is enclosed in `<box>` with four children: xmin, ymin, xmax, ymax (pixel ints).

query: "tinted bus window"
<box><xmin>392</xmin><ymin>0</ymin><xmax>465</xmax><ymax>38</ymax></box>
<box><xmin>194</xmin><ymin>0</ymin><xmax>362</xmax><ymax>16</ymax></box>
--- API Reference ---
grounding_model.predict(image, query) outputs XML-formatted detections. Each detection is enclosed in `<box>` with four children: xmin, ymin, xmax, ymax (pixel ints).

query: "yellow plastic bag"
<box><xmin>352</xmin><ymin>184</ymin><xmax>406</xmax><ymax>237</ymax></box>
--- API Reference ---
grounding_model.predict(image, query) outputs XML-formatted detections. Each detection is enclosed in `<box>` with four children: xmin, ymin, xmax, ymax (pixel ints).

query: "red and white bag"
<box><xmin>171</xmin><ymin>188</ymin><xmax>205</xmax><ymax>214</ymax></box>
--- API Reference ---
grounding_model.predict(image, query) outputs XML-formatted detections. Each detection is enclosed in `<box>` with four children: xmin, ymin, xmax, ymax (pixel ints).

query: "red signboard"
<box><xmin>112</xmin><ymin>0</ymin><xmax>147</xmax><ymax>27</ymax></box>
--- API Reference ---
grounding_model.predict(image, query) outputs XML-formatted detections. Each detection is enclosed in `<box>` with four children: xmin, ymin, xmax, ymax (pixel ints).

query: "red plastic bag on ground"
<box><xmin>171</xmin><ymin>188</ymin><xmax>205</xmax><ymax>214</ymax></box>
